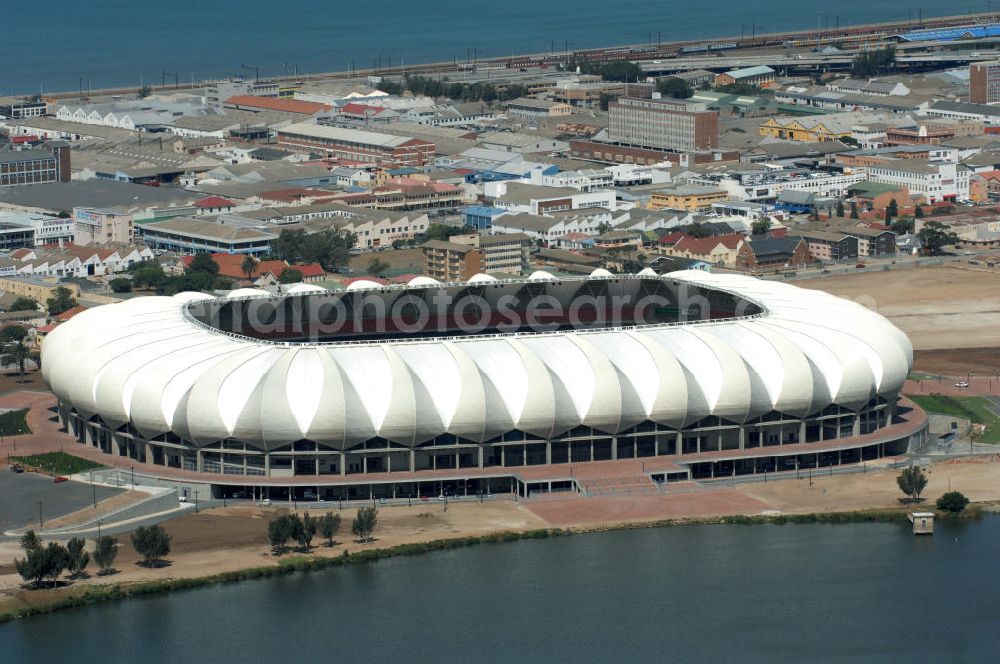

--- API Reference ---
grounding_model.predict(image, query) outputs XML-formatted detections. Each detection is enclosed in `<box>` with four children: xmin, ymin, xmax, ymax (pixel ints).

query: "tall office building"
<box><xmin>970</xmin><ymin>61</ymin><xmax>1000</xmax><ymax>104</ymax></box>
<box><xmin>608</xmin><ymin>97</ymin><xmax>718</xmax><ymax>152</ymax></box>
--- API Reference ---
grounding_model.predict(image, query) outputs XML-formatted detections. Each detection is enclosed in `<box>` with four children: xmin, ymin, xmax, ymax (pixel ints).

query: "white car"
<box><xmin>955</xmin><ymin>381</ymin><xmax>970</xmax><ymax>388</ymax></box>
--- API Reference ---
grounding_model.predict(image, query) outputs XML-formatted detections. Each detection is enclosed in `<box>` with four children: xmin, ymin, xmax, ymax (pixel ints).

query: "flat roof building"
<box><xmin>139</xmin><ymin>217</ymin><xmax>277</xmax><ymax>255</ymax></box>
<box><xmin>608</xmin><ymin>97</ymin><xmax>719</xmax><ymax>152</ymax></box>
<box><xmin>276</xmin><ymin>123</ymin><xmax>435</xmax><ymax>167</ymax></box>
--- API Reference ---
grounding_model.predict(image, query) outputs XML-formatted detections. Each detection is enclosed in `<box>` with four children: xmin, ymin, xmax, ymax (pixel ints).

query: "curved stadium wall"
<box><xmin>42</xmin><ymin>269</ymin><xmax>924</xmax><ymax>492</ymax></box>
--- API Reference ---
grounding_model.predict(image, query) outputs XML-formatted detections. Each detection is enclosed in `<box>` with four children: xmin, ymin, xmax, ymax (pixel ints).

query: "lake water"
<box><xmin>0</xmin><ymin>0</ymin><xmax>968</xmax><ymax>95</ymax></box>
<box><xmin>3</xmin><ymin>515</ymin><xmax>1000</xmax><ymax>662</ymax></box>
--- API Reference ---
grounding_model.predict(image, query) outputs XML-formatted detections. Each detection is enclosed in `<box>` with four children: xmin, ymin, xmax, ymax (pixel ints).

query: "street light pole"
<box><xmin>38</xmin><ymin>501</ymin><xmax>43</xmax><ymax>529</ymax></box>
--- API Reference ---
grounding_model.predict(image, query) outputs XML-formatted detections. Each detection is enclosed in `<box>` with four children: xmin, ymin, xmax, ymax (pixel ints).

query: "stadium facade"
<box><xmin>42</xmin><ymin>270</ymin><xmax>927</xmax><ymax>499</ymax></box>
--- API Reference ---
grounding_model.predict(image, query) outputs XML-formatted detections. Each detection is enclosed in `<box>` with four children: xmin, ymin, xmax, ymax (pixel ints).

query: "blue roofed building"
<box><xmin>465</xmin><ymin>205</ymin><xmax>509</xmax><ymax>230</ymax></box>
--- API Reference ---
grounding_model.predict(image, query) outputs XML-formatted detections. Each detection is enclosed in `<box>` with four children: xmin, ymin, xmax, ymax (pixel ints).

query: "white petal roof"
<box><xmin>41</xmin><ymin>271</ymin><xmax>912</xmax><ymax>450</ymax></box>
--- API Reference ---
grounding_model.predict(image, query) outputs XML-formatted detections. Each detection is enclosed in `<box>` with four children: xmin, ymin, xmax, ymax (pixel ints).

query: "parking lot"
<box><xmin>0</xmin><ymin>470</ymin><xmax>122</xmax><ymax>534</ymax></box>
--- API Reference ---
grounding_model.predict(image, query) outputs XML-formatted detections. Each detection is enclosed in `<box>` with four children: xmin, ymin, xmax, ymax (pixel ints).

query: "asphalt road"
<box><xmin>0</xmin><ymin>471</ymin><xmax>122</xmax><ymax>533</ymax></box>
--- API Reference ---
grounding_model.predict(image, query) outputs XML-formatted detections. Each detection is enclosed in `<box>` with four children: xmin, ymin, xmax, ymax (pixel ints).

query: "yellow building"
<box><xmin>650</xmin><ymin>185</ymin><xmax>728</xmax><ymax>212</ymax></box>
<box><xmin>759</xmin><ymin>117</ymin><xmax>851</xmax><ymax>142</ymax></box>
<box><xmin>0</xmin><ymin>275</ymin><xmax>80</xmax><ymax>303</ymax></box>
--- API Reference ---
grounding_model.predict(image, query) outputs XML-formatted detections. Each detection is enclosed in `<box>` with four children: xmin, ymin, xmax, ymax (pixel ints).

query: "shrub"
<box><xmin>936</xmin><ymin>491</ymin><xmax>970</xmax><ymax>513</ymax></box>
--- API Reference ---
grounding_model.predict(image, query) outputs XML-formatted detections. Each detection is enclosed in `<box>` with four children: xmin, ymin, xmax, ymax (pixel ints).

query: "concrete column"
<box><xmin>611</xmin><ymin>437</ymin><xmax>617</xmax><ymax>460</ymax></box>
<box><xmin>342</xmin><ymin>451</ymin><xmax>348</xmax><ymax>476</ymax></box>
<box><xmin>675</xmin><ymin>432</ymin><xmax>682</xmax><ymax>456</ymax></box>
<box><xmin>852</xmin><ymin>414</ymin><xmax>861</xmax><ymax>437</ymax></box>
<box><xmin>799</xmin><ymin>421</ymin><xmax>807</xmax><ymax>444</ymax></box>
<box><xmin>408</xmin><ymin>450</ymin><xmax>415</xmax><ymax>473</ymax></box>
<box><xmin>196</xmin><ymin>449</ymin><xmax>203</xmax><ymax>473</ymax></box>
<box><xmin>387</xmin><ymin>453</ymin><xmax>392</xmax><ymax>474</ymax></box>
<box><xmin>477</xmin><ymin>445</ymin><xmax>484</xmax><ymax>468</ymax></box>
<box><xmin>545</xmin><ymin>442</ymin><xmax>552</xmax><ymax>464</ymax></box>
<box><xmin>739</xmin><ymin>428</ymin><xmax>746</xmax><ymax>450</ymax></box>
<box><xmin>501</xmin><ymin>445</ymin><xmax>506</xmax><ymax>467</ymax></box>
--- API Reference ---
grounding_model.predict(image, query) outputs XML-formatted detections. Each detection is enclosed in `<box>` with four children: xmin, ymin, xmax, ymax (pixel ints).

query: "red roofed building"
<box><xmin>224</xmin><ymin>95</ymin><xmax>332</xmax><ymax>116</ymax></box>
<box><xmin>180</xmin><ymin>254</ymin><xmax>291</xmax><ymax>284</ymax></box>
<box><xmin>368</xmin><ymin>177</ymin><xmax>463</xmax><ymax>210</ymax></box>
<box><xmin>339</xmin><ymin>103</ymin><xmax>394</xmax><ymax>122</ymax></box>
<box><xmin>663</xmin><ymin>233</ymin><xmax>746</xmax><ymax>266</ymax></box>
<box><xmin>293</xmin><ymin>263</ymin><xmax>327</xmax><ymax>283</ymax></box>
<box><xmin>55</xmin><ymin>305</ymin><xmax>87</xmax><ymax>323</ymax></box>
<box><xmin>656</xmin><ymin>231</ymin><xmax>691</xmax><ymax>253</ymax></box>
<box><xmin>194</xmin><ymin>196</ymin><xmax>236</xmax><ymax>215</ymax></box>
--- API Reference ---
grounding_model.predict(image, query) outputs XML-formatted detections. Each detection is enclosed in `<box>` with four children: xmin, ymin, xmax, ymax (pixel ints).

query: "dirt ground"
<box><xmin>737</xmin><ymin>455</ymin><xmax>1000</xmax><ymax>513</ymax></box>
<box><xmin>912</xmin><ymin>348</ymin><xmax>1000</xmax><ymax>375</ymax></box>
<box><xmin>3</xmin><ymin>456</ymin><xmax>1000</xmax><ymax>617</ymax></box>
<box><xmin>0</xmin><ymin>369</ymin><xmax>45</xmax><ymax>397</ymax></box>
<box><xmin>796</xmin><ymin>264</ymin><xmax>1000</xmax><ymax>352</ymax></box>
<box><xmin>0</xmin><ymin>500</ymin><xmax>547</xmax><ymax>615</ymax></box>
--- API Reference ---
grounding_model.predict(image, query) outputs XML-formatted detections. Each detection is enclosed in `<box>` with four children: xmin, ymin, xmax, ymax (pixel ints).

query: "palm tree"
<box><xmin>241</xmin><ymin>255</ymin><xmax>257</xmax><ymax>284</ymax></box>
<box><xmin>2</xmin><ymin>338</ymin><xmax>32</xmax><ymax>383</ymax></box>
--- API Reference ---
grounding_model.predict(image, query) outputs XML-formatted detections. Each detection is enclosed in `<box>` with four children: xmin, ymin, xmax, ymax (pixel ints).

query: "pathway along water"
<box><xmin>3</xmin><ymin>515</ymin><xmax>1000</xmax><ymax>661</ymax></box>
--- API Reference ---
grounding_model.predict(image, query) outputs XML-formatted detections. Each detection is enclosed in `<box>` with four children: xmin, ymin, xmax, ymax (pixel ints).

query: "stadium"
<box><xmin>41</xmin><ymin>269</ymin><xmax>928</xmax><ymax>500</ymax></box>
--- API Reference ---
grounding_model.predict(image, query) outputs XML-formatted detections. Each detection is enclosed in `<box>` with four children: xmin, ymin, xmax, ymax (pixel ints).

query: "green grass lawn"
<box><xmin>909</xmin><ymin>395</ymin><xmax>1000</xmax><ymax>444</ymax></box>
<box><xmin>0</xmin><ymin>409</ymin><xmax>30</xmax><ymax>436</ymax></box>
<box><xmin>11</xmin><ymin>451</ymin><xmax>105</xmax><ymax>476</ymax></box>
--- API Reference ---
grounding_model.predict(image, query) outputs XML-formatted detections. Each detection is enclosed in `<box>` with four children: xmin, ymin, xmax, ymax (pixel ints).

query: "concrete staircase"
<box><xmin>577</xmin><ymin>474</ymin><xmax>661</xmax><ymax>497</ymax></box>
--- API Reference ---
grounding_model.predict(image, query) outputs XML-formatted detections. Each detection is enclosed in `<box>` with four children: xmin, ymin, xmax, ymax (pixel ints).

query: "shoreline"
<box><xmin>23</xmin><ymin>10</ymin><xmax>994</xmax><ymax>100</ymax></box>
<box><xmin>0</xmin><ymin>502</ymin><xmax>989</xmax><ymax>625</ymax></box>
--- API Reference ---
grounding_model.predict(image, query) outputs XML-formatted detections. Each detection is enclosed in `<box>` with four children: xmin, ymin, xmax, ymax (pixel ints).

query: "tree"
<box><xmin>129</xmin><ymin>261</ymin><xmax>167</xmax><ymax>290</ymax></box>
<box><xmin>277</xmin><ymin>268</ymin><xmax>303</xmax><ymax>284</ymax></box>
<box><xmin>917</xmin><ymin>220</ymin><xmax>959</xmax><ymax>255</ymax></box>
<box><xmin>298</xmin><ymin>513</ymin><xmax>317</xmax><ymax>550</ymax></box>
<box><xmin>19</xmin><ymin>530</ymin><xmax>41</xmax><ymax>552</ymax></box>
<box><xmin>131</xmin><ymin>524</ymin><xmax>172</xmax><ymax>566</ymax></box>
<box><xmin>15</xmin><ymin>542</ymin><xmax>69</xmax><ymax>588</ymax></box>
<box><xmin>425</xmin><ymin>223</ymin><xmax>467</xmax><ymax>242</ymax></box>
<box><xmin>885</xmin><ymin>198</ymin><xmax>898</xmax><ymax>223</ymax></box>
<box><xmin>1</xmin><ymin>325</ymin><xmax>28</xmax><ymax>344</ymax></box>
<box><xmin>138</xmin><ymin>84</ymin><xmax>152</xmax><ymax>98</ymax></box>
<box><xmin>750</xmin><ymin>219</ymin><xmax>772</xmax><ymax>236</ymax></box>
<box><xmin>241</xmin><ymin>255</ymin><xmax>258</xmax><ymax>283</ymax></box>
<box><xmin>849</xmin><ymin>201</ymin><xmax>859</xmax><ymax>219</ymax></box>
<box><xmin>273</xmin><ymin>228</ymin><xmax>355</xmax><ymax>271</ymax></box>
<box><xmin>598</xmin><ymin>92</ymin><xmax>618</xmax><ymax>111</ymax></box>
<box><xmin>108</xmin><ymin>277</ymin><xmax>132</xmax><ymax>293</ymax></box>
<box><xmin>890</xmin><ymin>217</ymin><xmax>914</xmax><ymax>235</ymax></box>
<box><xmin>352</xmin><ymin>506</ymin><xmax>378</xmax><ymax>543</ymax></box>
<box><xmin>93</xmin><ymin>536</ymin><xmax>119</xmax><ymax>575</ymax></box>
<box><xmin>268</xmin><ymin>517</ymin><xmax>292</xmax><ymax>554</ymax></box>
<box><xmin>835</xmin><ymin>200</ymin><xmax>845</xmax><ymax>218</ymax></box>
<box><xmin>46</xmin><ymin>286</ymin><xmax>76</xmax><ymax>316</ymax></box>
<box><xmin>187</xmin><ymin>253</ymin><xmax>220</xmax><ymax>275</ymax></box>
<box><xmin>656</xmin><ymin>77</ymin><xmax>693</xmax><ymax>99</ymax></box>
<box><xmin>936</xmin><ymin>491</ymin><xmax>970</xmax><ymax>513</ymax></box>
<box><xmin>914</xmin><ymin>204</ymin><xmax>924</xmax><ymax>219</ymax></box>
<box><xmin>66</xmin><ymin>537</ymin><xmax>90</xmax><ymax>578</ymax></box>
<box><xmin>367</xmin><ymin>257</ymin><xmax>390</xmax><ymax>277</ymax></box>
<box><xmin>851</xmin><ymin>46</ymin><xmax>896</xmax><ymax>78</ymax></box>
<box><xmin>8</xmin><ymin>296</ymin><xmax>38</xmax><ymax>312</ymax></box>
<box><xmin>686</xmin><ymin>223</ymin><xmax>712</xmax><ymax>239</ymax></box>
<box><xmin>716</xmin><ymin>82</ymin><xmax>763</xmax><ymax>95</ymax></box>
<box><xmin>897</xmin><ymin>466</ymin><xmax>928</xmax><ymax>502</ymax></box>
<box><xmin>318</xmin><ymin>512</ymin><xmax>341</xmax><ymax>547</ymax></box>
<box><xmin>267</xmin><ymin>514</ymin><xmax>304</xmax><ymax>554</ymax></box>
<box><xmin>1</xmin><ymin>336</ymin><xmax>33</xmax><ymax>381</ymax></box>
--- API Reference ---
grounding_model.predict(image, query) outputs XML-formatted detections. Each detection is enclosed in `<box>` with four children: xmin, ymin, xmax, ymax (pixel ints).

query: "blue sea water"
<box><xmin>0</xmin><ymin>0</ymin><xmax>972</xmax><ymax>95</ymax></box>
